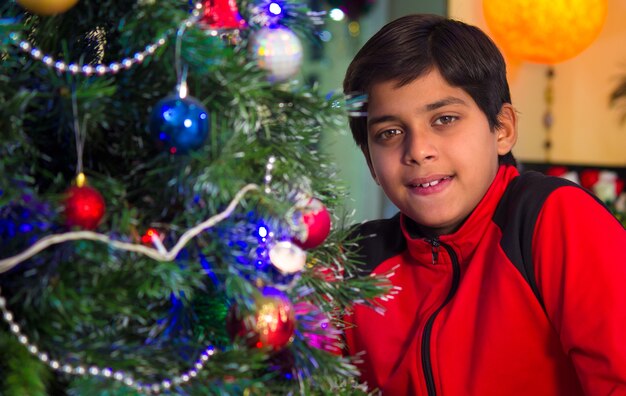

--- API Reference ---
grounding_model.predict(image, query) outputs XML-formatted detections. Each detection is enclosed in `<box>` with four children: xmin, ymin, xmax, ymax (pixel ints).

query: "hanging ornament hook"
<box><xmin>66</xmin><ymin>87</ymin><xmax>106</xmax><ymax>229</ymax></box>
<box><xmin>71</xmin><ymin>88</ymin><xmax>87</xmax><ymax>180</ymax></box>
<box><xmin>175</xmin><ymin>24</ymin><xmax>189</xmax><ymax>99</ymax></box>
<box><xmin>177</xmin><ymin>65</ymin><xmax>189</xmax><ymax>99</ymax></box>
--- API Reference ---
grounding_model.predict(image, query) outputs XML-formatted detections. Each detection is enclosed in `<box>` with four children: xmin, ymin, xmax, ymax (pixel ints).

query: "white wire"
<box><xmin>0</xmin><ymin>183</ymin><xmax>259</xmax><ymax>274</ymax></box>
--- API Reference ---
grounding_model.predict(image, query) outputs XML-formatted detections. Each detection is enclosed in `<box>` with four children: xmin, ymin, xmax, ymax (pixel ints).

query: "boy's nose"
<box><xmin>403</xmin><ymin>131</ymin><xmax>438</xmax><ymax>164</ymax></box>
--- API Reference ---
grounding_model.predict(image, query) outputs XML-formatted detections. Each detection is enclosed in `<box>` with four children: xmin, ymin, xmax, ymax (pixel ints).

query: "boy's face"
<box><xmin>365</xmin><ymin>69</ymin><xmax>517</xmax><ymax>235</ymax></box>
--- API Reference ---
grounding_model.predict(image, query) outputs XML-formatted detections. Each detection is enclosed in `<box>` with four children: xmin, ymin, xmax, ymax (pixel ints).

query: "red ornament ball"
<box><xmin>292</xmin><ymin>197</ymin><xmax>331</xmax><ymax>250</ymax></box>
<box><xmin>199</xmin><ymin>0</ymin><xmax>246</xmax><ymax>30</ymax></box>
<box><xmin>141</xmin><ymin>228</ymin><xmax>160</xmax><ymax>245</ymax></box>
<box><xmin>226</xmin><ymin>287</ymin><xmax>295</xmax><ymax>351</ymax></box>
<box><xmin>64</xmin><ymin>185</ymin><xmax>105</xmax><ymax>230</ymax></box>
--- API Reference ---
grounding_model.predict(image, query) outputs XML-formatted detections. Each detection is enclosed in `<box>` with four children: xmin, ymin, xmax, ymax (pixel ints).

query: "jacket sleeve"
<box><xmin>533</xmin><ymin>186</ymin><xmax>626</xmax><ymax>395</ymax></box>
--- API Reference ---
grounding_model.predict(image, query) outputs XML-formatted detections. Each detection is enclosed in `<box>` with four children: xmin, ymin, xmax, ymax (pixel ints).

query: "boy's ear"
<box><xmin>496</xmin><ymin>104</ymin><xmax>518</xmax><ymax>155</ymax></box>
<box><xmin>361</xmin><ymin>145</ymin><xmax>380</xmax><ymax>185</ymax></box>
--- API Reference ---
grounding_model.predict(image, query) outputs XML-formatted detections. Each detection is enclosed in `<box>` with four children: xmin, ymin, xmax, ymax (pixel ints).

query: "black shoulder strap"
<box><xmin>493</xmin><ymin>171</ymin><xmax>578</xmax><ymax>310</ymax></box>
<box><xmin>349</xmin><ymin>212</ymin><xmax>406</xmax><ymax>276</ymax></box>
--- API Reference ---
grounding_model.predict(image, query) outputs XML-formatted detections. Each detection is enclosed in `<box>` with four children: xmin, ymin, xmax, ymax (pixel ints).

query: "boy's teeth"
<box><xmin>417</xmin><ymin>177</ymin><xmax>448</xmax><ymax>188</ymax></box>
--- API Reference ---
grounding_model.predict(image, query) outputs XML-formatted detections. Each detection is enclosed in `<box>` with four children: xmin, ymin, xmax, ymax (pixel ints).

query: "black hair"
<box><xmin>343</xmin><ymin>14</ymin><xmax>516</xmax><ymax>165</ymax></box>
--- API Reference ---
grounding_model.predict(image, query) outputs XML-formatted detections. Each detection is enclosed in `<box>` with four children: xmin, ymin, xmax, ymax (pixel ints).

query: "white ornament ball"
<box><xmin>269</xmin><ymin>241</ymin><xmax>307</xmax><ymax>274</ymax></box>
<box><xmin>249</xmin><ymin>26</ymin><xmax>303</xmax><ymax>82</ymax></box>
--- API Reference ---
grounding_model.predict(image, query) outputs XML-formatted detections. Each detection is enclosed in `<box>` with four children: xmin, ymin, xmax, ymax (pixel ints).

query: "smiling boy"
<box><xmin>343</xmin><ymin>14</ymin><xmax>626</xmax><ymax>395</ymax></box>
<box><xmin>365</xmin><ymin>71</ymin><xmax>516</xmax><ymax>235</ymax></box>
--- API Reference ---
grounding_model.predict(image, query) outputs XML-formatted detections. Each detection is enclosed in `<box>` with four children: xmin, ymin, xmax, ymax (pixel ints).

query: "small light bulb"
<box><xmin>319</xmin><ymin>30</ymin><xmax>333</xmax><ymax>42</ymax></box>
<box><xmin>329</xmin><ymin>8</ymin><xmax>345</xmax><ymax>21</ymax></box>
<box><xmin>268</xmin><ymin>2</ymin><xmax>282</xmax><ymax>15</ymax></box>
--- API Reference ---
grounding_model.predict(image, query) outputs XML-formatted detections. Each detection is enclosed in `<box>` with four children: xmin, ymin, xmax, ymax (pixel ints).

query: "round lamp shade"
<box><xmin>483</xmin><ymin>0</ymin><xmax>608</xmax><ymax>64</ymax></box>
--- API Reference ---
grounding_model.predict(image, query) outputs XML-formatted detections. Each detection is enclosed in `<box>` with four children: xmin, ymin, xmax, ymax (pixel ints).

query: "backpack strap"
<box><xmin>492</xmin><ymin>171</ymin><xmax>578</xmax><ymax>311</ymax></box>
<box><xmin>349</xmin><ymin>212</ymin><xmax>406</xmax><ymax>277</ymax></box>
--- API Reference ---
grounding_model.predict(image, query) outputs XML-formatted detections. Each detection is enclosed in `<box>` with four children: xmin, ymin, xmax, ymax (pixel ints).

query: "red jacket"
<box><xmin>345</xmin><ymin>165</ymin><xmax>626</xmax><ymax>395</ymax></box>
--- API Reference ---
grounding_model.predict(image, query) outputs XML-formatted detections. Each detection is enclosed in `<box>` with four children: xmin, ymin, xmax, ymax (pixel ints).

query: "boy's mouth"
<box><xmin>407</xmin><ymin>176</ymin><xmax>452</xmax><ymax>189</ymax></box>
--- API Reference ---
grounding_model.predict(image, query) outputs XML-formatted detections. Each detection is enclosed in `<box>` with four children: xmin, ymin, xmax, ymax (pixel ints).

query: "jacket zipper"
<box><xmin>430</xmin><ymin>238</ymin><xmax>440</xmax><ymax>264</ymax></box>
<box><xmin>421</xmin><ymin>239</ymin><xmax>461</xmax><ymax>396</ymax></box>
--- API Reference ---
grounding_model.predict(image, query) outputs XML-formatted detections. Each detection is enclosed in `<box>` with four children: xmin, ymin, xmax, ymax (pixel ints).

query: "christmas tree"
<box><xmin>0</xmin><ymin>0</ymin><xmax>390</xmax><ymax>394</ymax></box>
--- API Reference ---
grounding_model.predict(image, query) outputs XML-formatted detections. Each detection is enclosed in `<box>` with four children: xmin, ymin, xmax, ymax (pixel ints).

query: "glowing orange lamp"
<box><xmin>17</xmin><ymin>0</ymin><xmax>79</xmax><ymax>15</ymax></box>
<box><xmin>483</xmin><ymin>0</ymin><xmax>608</xmax><ymax>161</ymax></box>
<box><xmin>483</xmin><ymin>0</ymin><xmax>608</xmax><ymax>64</ymax></box>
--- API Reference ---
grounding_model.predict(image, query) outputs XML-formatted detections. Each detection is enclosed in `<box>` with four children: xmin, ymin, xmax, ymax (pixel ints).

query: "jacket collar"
<box><xmin>400</xmin><ymin>165</ymin><xmax>520</xmax><ymax>264</ymax></box>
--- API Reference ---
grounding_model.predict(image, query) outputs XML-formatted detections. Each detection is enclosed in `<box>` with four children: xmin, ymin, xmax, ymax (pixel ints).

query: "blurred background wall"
<box><xmin>307</xmin><ymin>0</ymin><xmax>626</xmax><ymax>223</ymax></box>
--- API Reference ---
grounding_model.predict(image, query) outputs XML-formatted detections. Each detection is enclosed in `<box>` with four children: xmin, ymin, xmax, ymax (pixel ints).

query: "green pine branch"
<box><xmin>0</xmin><ymin>0</ymin><xmax>387</xmax><ymax>394</ymax></box>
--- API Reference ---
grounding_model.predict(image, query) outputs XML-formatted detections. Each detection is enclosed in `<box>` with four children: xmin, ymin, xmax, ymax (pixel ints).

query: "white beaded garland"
<box><xmin>8</xmin><ymin>3</ymin><xmax>202</xmax><ymax>76</ymax></box>
<box><xmin>0</xmin><ymin>182</ymin><xmax>274</xmax><ymax>393</ymax></box>
<box><xmin>0</xmin><ymin>285</ymin><xmax>217</xmax><ymax>394</ymax></box>
<box><xmin>264</xmin><ymin>155</ymin><xmax>277</xmax><ymax>194</ymax></box>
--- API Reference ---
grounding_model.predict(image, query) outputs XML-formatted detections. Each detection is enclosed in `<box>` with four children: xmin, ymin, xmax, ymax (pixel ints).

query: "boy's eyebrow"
<box><xmin>367</xmin><ymin>115</ymin><xmax>398</xmax><ymax>128</ymax></box>
<box><xmin>424</xmin><ymin>96</ymin><xmax>467</xmax><ymax>111</ymax></box>
<box><xmin>367</xmin><ymin>96</ymin><xmax>468</xmax><ymax>128</ymax></box>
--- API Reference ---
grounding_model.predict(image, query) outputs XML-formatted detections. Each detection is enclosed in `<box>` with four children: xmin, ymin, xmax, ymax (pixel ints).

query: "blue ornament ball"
<box><xmin>149</xmin><ymin>94</ymin><xmax>210</xmax><ymax>154</ymax></box>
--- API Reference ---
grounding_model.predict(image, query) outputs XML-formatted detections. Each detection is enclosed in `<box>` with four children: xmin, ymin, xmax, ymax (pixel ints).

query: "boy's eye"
<box><xmin>377</xmin><ymin>128</ymin><xmax>402</xmax><ymax>140</ymax></box>
<box><xmin>433</xmin><ymin>115</ymin><xmax>457</xmax><ymax>126</ymax></box>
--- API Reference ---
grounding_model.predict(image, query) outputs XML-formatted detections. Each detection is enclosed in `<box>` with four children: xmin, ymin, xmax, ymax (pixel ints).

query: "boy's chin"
<box><xmin>418</xmin><ymin>223</ymin><xmax>460</xmax><ymax>237</ymax></box>
<box><xmin>403</xmin><ymin>213</ymin><xmax>464</xmax><ymax>237</ymax></box>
